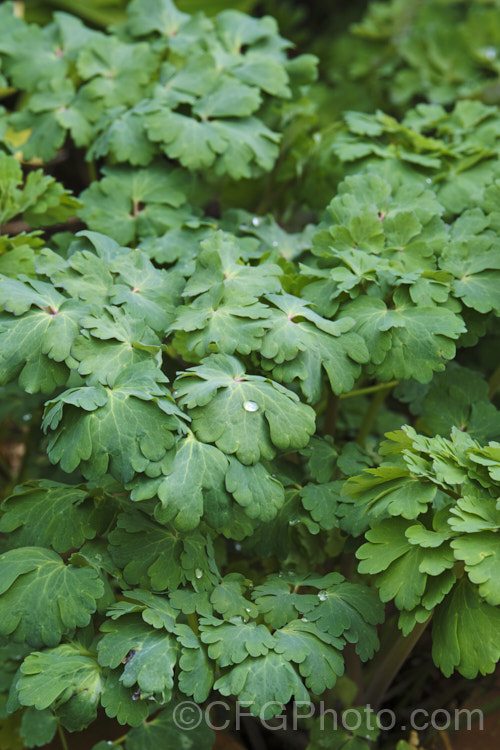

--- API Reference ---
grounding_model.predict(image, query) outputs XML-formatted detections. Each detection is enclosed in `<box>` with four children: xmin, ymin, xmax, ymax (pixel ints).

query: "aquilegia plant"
<box><xmin>0</xmin><ymin>1</ymin><xmax>499</xmax><ymax>748</ymax></box>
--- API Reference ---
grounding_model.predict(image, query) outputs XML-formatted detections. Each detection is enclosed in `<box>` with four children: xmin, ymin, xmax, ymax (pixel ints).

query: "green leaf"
<box><xmin>341</xmin><ymin>291</ymin><xmax>466</xmax><ymax>384</ymax></box>
<box><xmin>260</xmin><ymin>294</ymin><xmax>369</xmax><ymax>402</ymax></box>
<box><xmin>79</xmin><ymin>165</ymin><xmax>191</xmax><ymax>246</ymax></box>
<box><xmin>109</xmin><ymin>250</ymin><xmax>184</xmax><ymax>332</ymax></box>
<box><xmin>42</xmin><ymin>366</ymin><xmax>184</xmax><ymax>483</ymax></box>
<box><xmin>71</xmin><ymin>307</ymin><xmax>162</xmax><ymax>387</ymax></box>
<box><xmin>419</xmin><ymin>365</ymin><xmax>500</xmax><ymax>442</ymax></box>
<box><xmin>214</xmin><ymin>652</ymin><xmax>310</xmax><ymax>718</ymax></box>
<box><xmin>432</xmin><ymin>579</ymin><xmax>500</xmax><ymax>678</ymax></box>
<box><xmin>357</xmin><ymin>518</ymin><xmax>455</xmax><ymax>612</ymax></box>
<box><xmin>124</xmin><ymin>705</ymin><xmax>214</xmax><ymax>750</ymax></box>
<box><xmin>100</xmin><ymin>670</ymin><xmax>148</xmax><ymax>727</ymax></box>
<box><xmin>340</xmin><ymin>465</ymin><xmax>438</xmax><ymax>536</ymax></box>
<box><xmin>108</xmin><ymin>511</ymin><xmax>218</xmax><ymax>591</ymax></box>
<box><xmin>225</xmin><ymin>458</ymin><xmax>285</xmax><ymax>521</ymax></box>
<box><xmin>301</xmin><ymin>436</ymin><xmax>338</xmax><ymax>484</ymax></box>
<box><xmin>106</xmin><ymin>590</ymin><xmax>177</xmax><ymax>632</ymax></box>
<box><xmin>273</xmin><ymin>620</ymin><xmax>345</xmax><ymax>694</ymax></box>
<box><xmin>251</xmin><ymin>575</ymin><xmax>320</xmax><ymax>629</ymax></box>
<box><xmin>210</xmin><ymin>573</ymin><xmax>258</xmax><ymax>620</ymax></box>
<box><xmin>170</xmin><ymin>288</ymin><xmax>272</xmax><ymax>358</ymax></box>
<box><xmin>97</xmin><ymin>616</ymin><xmax>178</xmax><ymax>698</ymax></box>
<box><xmin>0</xmin><ymin>284</ymin><xmax>86</xmax><ymax>392</ymax></box>
<box><xmin>151</xmin><ymin>433</ymin><xmax>231</xmax><ymax>531</ymax></box>
<box><xmin>182</xmin><ymin>231</ymin><xmax>282</xmax><ymax>303</ymax></box>
<box><xmin>0</xmin><ymin>547</ymin><xmax>104</xmax><ymax>647</ymax></box>
<box><xmin>0</xmin><ymin>481</ymin><xmax>98</xmax><ymax>553</ymax></box>
<box><xmin>16</xmin><ymin>644</ymin><xmax>103</xmax><ymax>720</ymax></box>
<box><xmin>126</xmin><ymin>0</ymin><xmax>189</xmax><ymax>37</ymax></box>
<box><xmin>0</xmin><ymin>152</ymin><xmax>79</xmax><ymax>227</ymax></box>
<box><xmin>200</xmin><ymin>617</ymin><xmax>276</xmax><ymax>666</ymax></box>
<box><xmin>77</xmin><ymin>36</ymin><xmax>159</xmax><ymax>108</ymax></box>
<box><xmin>175</xmin><ymin>624</ymin><xmax>214</xmax><ymax>702</ymax></box>
<box><xmin>451</xmin><ymin>533</ymin><xmax>500</xmax><ymax>605</ymax></box>
<box><xmin>175</xmin><ymin>354</ymin><xmax>316</xmax><ymax>464</ymax></box>
<box><xmin>307</xmin><ymin>706</ymin><xmax>380</xmax><ymax>749</ymax></box>
<box><xmin>20</xmin><ymin>707</ymin><xmax>57</xmax><ymax>749</ymax></box>
<box><xmin>300</xmin><ymin>482</ymin><xmax>342</xmax><ymax>530</ymax></box>
<box><xmin>305</xmin><ymin>577</ymin><xmax>384</xmax><ymax>660</ymax></box>
<box><xmin>440</xmin><ymin>210</ymin><xmax>500</xmax><ymax>314</ymax></box>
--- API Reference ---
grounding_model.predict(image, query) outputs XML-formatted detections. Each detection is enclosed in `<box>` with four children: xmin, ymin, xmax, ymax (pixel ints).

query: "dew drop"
<box><xmin>244</xmin><ymin>400</ymin><xmax>259</xmax><ymax>412</ymax></box>
<box><xmin>272</xmin><ymin>241</ymin><xmax>278</xmax><ymax>247</ymax></box>
<box><xmin>302</xmin><ymin>617</ymin><xmax>308</xmax><ymax>622</ymax></box>
<box><xmin>22</xmin><ymin>413</ymin><xmax>32</xmax><ymax>422</ymax></box>
<box><xmin>317</xmin><ymin>590</ymin><xmax>328</xmax><ymax>601</ymax></box>
<box><xmin>252</xmin><ymin>217</ymin><xmax>261</xmax><ymax>227</ymax></box>
<box><xmin>234</xmin><ymin>543</ymin><xmax>242</xmax><ymax>551</ymax></box>
<box><xmin>483</xmin><ymin>46</ymin><xmax>497</xmax><ymax>60</ymax></box>
<box><xmin>425</xmin><ymin>178</ymin><xmax>432</xmax><ymax>184</ymax></box>
<box><xmin>245</xmin><ymin>607</ymin><xmax>251</xmax><ymax>613</ymax></box>
<box><xmin>195</xmin><ymin>568</ymin><xmax>203</xmax><ymax>579</ymax></box>
<box><xmin>288</xmin><ymin>519</ymin><xmax>299</xmax><ymax>526</ymax></box>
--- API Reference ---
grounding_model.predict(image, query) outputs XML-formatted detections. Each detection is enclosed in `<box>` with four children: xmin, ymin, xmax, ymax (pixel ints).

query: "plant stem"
<box><xmin>344</xmin><ymin>643</ymin><xmax>364</xmax><ymax>703</ymax></box>
<box><xmin>13</xmin><ymin>1</ymin><xmax>24</xmax><ymax>18</ymax></box>
<box><xmin>488</xmin><ymin>363</ymin><xmax>500</xmax><ymax>399</ymax></box>
<box><xmin>340</xmin><ymin>380</ymin><xmax>399</xmax><ymax>400</ymax></box>
<box><xmin>363</xmin><ymin>616</ymin><xmax>432</xmax><ymax>710</ymax></box>
<box><xmin>57</xmin><ymin>724</ymin><xmax>69</xmax><ymax>750</ymax></box>
<box><xmin>112</xmin><ymin>733</ymin><xmax>128</xmax><ymax>745</ymax></box>
<box><xmin>87</xmin><ymin>159</ymin><xmax>98</xmax><ymax>183</ymax></box>
<box><xmin>187</xmin><ymin>612</ymin><xmax>199</xmax><ymax>635</ymax></box>
<box><xmin>356</xmin><ymin>383</ymin><xmax>395</xmax><ymax>446</ymax></box>
<box><xmin>324</xmin><ymin>392</ymin><xmax>339</xmax><ymax>441</ymax></box>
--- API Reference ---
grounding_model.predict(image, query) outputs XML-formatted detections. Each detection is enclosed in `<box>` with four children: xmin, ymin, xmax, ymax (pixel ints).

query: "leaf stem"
<box><xmin>187</xmin><ymin>612</ymin><xmax>199</xmax><ymax>635</ymax></box>
<box><xmin>87</xmin><ymin>159</ymin><xmax>98</xmax><ymax>183</ymax></box>
<box><xmin>13</xmin><ymin>1</ymin><xmax>24</xmax><ymax>18</ymax></box>
<box><xmin>324</xmin><ymin>392</ymin><xmax>339</xmax><ymax>441</ymax></box>
<box><xmin>488</xmin><ymin>363</ymin><xmax>500</xmax><ymax>399</ymax></box>
<box><xmin>356</xmin><ymin>384</ymin><xmax>395</xmax><ymax>446</ymax></box>
<box><xmin>340</xmin><ymin>380</ymin><xmax>399</xmax><ymax>400</ymax></box>
<box><xmin>363</xmin><ymin>615</ymin><xmax>432</xmax><ymax>710</ymax></box>
<box><xmin>57</xmin><ymin>724</ymin><xmax>69</xmax><ymax>750</ymax></box>
<box><xmin>112</xmin><ymin>733</ymin><xmax>128</xmax><ymax>745</ymax></box>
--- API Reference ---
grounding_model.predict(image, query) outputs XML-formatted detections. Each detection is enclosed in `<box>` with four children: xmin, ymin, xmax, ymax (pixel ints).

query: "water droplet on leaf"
<box><xmin>234</xmin><ymin>543</ymin><xmax>242</xmax><ymax>551</ymax></box>
<box><xmin>195</xmin><ymin>568</ymin><xmax>203</xmax><ymax>579</ymax></box>
<box><xmin>244</xmin><ymin>400</ymin><xmax>259</xmax><ymax>412</ymax></box>
<box><xmin>317</xmin><ymin>590</ymin><xmax>328</xmax><ymax>601</ymax></box>
<box><xmin>252</xmin><ymin>217</ymin><xmax>260</xmax><ymax>226</ymax></box>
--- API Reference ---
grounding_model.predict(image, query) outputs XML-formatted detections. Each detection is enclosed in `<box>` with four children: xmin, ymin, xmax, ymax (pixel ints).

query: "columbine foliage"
<box><xmin>0</xmin><ymin>1</ymin><xmax>499</xmax><ymax>749</ymax></box>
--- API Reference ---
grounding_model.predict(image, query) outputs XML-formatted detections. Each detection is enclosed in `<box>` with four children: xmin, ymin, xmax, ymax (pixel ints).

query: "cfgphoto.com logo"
<box><xmin>172</xmin><ymin>700</ymin><xmax>484</xmax><ymax>733</ymax></box>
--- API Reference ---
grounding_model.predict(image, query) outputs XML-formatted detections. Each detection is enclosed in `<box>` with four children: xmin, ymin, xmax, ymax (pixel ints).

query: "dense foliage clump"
<box><xmin>0</xmin><ymin>1</ymin><xmax>499</xmax><ymax>749</ymax></box>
